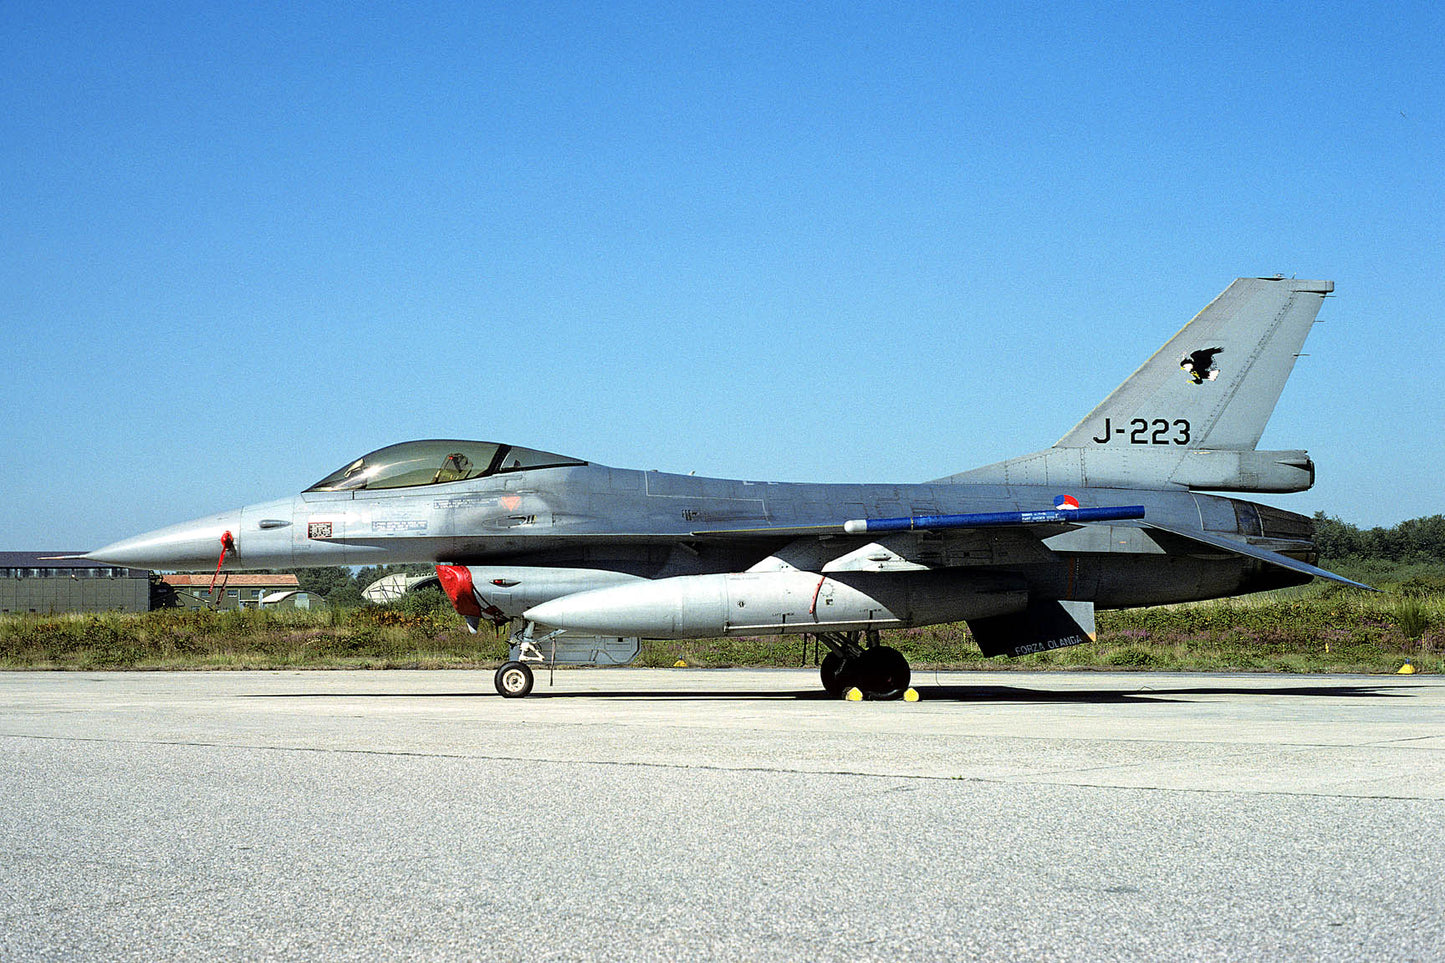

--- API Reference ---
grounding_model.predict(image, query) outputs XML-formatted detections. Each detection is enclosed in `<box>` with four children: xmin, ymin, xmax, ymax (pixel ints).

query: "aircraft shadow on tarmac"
<box><xmin>246</xmin><ymin>681</ymin><xmax>1428</xmax><ymax>704</ymax></box>
<box><xmin>912</xmin><ymin>682</ymin><xmax>1423</xmax><ymax>704</ymax></box>
<box><xmin>522</xmin><ymin>682</ymin><xmax>1424</xmax><ymax>704</ymax></box>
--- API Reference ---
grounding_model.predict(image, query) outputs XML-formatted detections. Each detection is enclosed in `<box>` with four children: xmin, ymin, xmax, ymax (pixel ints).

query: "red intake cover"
<box><xmin>435</xmin><ymin>565</ymin><xmax>483</xmax><ymax>619</ymax></box>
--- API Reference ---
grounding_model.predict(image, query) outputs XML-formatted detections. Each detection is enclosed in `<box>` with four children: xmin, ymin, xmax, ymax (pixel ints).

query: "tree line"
<box><xmin>1313</xmin><ymin>513</ymin><xmax>1445</xmax><ymax>563</ymax></box>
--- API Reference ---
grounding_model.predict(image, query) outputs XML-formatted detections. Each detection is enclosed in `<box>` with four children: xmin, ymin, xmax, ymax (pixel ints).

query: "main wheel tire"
<box><xmin>495</xmin><ymin>661</ymin><xmax>534</xmax><ymax>698</ymax></box>
<box><xmin>820</xmin><ymin>652</ymin><xmax>851</xmax><ymax>698</ymax></box>
<box><xmin>855</xmin><ymin>646</ymin><xmax>910</xmax><ymax>701</ymax></box>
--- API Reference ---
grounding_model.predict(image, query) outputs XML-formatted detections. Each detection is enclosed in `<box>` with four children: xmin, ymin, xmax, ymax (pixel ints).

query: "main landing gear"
<box><xmin>814</xmin><ymin>630</ymin><xmax>910</xmax><ymax>700</ymax></box>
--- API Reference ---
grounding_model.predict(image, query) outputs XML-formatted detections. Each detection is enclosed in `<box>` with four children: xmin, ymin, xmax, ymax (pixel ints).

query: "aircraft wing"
<box><xmin>688</xmin><ymin>523</ymin><xmax>851</xmax><ymax>539</ymax></box>
<box><xmin>693</xmin><ymin>507</ymin><xmax>1373</xmax><ymax>592</ymax></box>
<box><xmin>1143</xmin><ymin>519</ymin><xmax>1374</xmax><ymax>590</ymax></box>
<box><xmin>691</xmin><ymin>506</ymin><xmax>1146</xmax><ymax>572</ymax></box>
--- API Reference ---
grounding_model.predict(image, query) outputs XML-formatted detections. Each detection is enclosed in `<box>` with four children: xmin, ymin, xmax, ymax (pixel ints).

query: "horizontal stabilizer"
<box><xmin>968</xmin><ymin>599</ymin><xmax>1096</xmax><ymax>658</ymax></box>
<box><xmin>1145</xmin><ymin>520</ymin><xmax>1374</xmax><ymax>591</ymax></box>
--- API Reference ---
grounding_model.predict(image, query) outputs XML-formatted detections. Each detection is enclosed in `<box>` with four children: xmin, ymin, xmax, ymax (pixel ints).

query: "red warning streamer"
<box><xmin>209</xmin><ymin>531</ymin><xmax>236</xmax><ymax>599</ymax></box>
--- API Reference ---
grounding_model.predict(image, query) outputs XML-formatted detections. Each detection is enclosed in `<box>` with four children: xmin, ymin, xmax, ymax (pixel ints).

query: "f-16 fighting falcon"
<box><xmin>88</xmin><ymin>277</ymin><xmax>1367</xmax><ymax>698</ymax></box>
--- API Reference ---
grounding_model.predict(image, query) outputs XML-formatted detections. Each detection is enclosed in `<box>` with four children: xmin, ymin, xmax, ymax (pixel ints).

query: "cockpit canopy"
<box><xmin>305</xmin><ymin>440</ymin><xmax>587</xmax><ymax>492</ymax></box>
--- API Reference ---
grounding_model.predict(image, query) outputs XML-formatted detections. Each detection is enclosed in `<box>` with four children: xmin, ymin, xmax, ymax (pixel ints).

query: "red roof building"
<box><xmin>160</xmin><ymin>573</ymin><xmax>310</xmax><ymax>610</ymax></box>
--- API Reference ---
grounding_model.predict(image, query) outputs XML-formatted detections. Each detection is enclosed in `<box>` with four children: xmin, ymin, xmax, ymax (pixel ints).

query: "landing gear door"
<box><xmin>511</xmin><ymin>631</ymin><xmax>641</xmax><ymax>666</ymax></box>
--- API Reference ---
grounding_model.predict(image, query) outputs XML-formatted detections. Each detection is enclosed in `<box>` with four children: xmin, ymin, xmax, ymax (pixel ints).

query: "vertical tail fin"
<box><xmin>939</xmin><ymin>277</ymin><xmax>1333</xmax><ymax>493</ymax></box>
<box><xmin>1056</xmin><ymin>277</ymin><xmax>1333</xmax><ymax>450</ymax></box>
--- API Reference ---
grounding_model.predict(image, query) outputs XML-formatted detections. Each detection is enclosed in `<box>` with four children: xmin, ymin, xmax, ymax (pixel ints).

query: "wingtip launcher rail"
<box><xmin>842</xmin><ymin>505</ymin><xmax>1147</xmax><ymax>535</ymax></box>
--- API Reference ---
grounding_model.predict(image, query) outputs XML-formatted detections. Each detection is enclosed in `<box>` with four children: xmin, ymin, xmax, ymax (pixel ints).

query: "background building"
<box><xmin>0</xmin><ymin>553</ymin><xmax>151</xmax><ymax>614</ymax></box>
<box><xmin>160</xmin><ymin>574</ymin><xmax>314</xmax><ymax>610</ymax></box>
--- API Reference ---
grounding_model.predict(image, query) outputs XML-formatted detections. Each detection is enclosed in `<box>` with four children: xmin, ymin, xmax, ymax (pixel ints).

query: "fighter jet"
<box><xmin>88</xmin><ymin>277</ymin><xmax>1367</xmax><ymax>698</ymax></box>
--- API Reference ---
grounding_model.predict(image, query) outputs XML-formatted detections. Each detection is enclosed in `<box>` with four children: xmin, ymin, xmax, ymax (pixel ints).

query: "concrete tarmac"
<box><xmin>2</xmin><ymin>668</ymin><xmax>1442</xmax><ymax>961</ymax></box>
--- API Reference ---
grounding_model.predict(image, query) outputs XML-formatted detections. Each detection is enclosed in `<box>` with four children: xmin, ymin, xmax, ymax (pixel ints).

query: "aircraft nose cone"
<box><xmin>87</xmin><ymin>514</ymin><xmax>240</xmax><ymax>570</ymax></box>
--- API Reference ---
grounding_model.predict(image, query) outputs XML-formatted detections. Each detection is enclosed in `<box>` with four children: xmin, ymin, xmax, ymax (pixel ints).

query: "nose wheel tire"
<box><xmin>495</xmin><ymin>661</ymin><xmax>534</xmax><ymax>698</ymax></box>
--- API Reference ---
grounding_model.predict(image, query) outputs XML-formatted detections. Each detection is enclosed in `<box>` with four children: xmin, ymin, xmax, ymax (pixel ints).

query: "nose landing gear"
<box><xmin>494</xmin><ymin>661</ymin><xmax>535</xmax><ymax>698</ymax></box>
<box><xmin>490</xmin><ymin>622</ymin><xmax>644</xmax><ymax>697</ymax></box>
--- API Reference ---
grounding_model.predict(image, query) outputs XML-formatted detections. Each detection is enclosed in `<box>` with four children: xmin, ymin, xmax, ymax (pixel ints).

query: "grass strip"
<box><xmin>2</xmin><ymin>583</ymin><xmax>1439</xmax><ymax>674</ymax></box>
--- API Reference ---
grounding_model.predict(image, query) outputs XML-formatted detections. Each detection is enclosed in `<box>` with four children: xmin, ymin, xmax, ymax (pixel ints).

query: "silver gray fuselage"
<box><xmin>91</xmin><ymin>462</ymin><xmax>1309</xmax><ymax>615</ymax></box>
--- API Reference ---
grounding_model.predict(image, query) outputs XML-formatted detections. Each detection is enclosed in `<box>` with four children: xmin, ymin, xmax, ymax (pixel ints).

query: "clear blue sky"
<box><xmin>2</xmin><ymin>1</ymin><xmax>1441</xmax><ymax>550</ymax></box>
